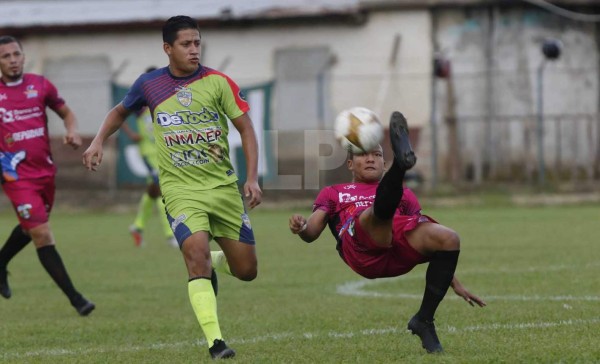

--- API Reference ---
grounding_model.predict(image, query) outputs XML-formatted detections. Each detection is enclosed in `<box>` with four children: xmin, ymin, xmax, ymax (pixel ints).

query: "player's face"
<box><xmin>348</xmin><ymin>146</ymin><xmax>385</xmax><ymax>183</ymax></box>
<box><xmin>0</xmin><ymin>42</ymin><xmax>25</xmax><ymax>83</ymax></box>
<box><xmin>164</xmin><ymin>29</ymin><xmax>201</xmax><ymax>77</ymax></box>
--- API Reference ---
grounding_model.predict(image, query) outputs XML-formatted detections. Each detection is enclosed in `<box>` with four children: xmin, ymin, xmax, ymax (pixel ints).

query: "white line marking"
<box><xmin>336</xmin><ymin>276</ymin><xmax>600</xmax><ymax>301</ymax></box>
<box><xmin>3</xmin><ymin>317</ymin><xmax>599</xmax><ymax>360</ymax></box>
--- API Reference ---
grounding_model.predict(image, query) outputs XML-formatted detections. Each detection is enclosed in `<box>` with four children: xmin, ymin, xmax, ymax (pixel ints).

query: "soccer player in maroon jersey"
<box><xmin>289</xmin><ymin>111</ymin><xmax>486</xmax><ymax>353</ymax></box>
<box><xmin>0</xmin><ymin>35</ymin><xmax>94</xmax><ymax>316</ymax></box>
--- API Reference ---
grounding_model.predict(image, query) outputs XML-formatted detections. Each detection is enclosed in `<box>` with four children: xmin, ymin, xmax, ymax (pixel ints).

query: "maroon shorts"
<box><xmin>2</xmin><ymin>177</ymin><xmax>55</xmax><ymax>230</ymax></box>
<box><xmin>339</xmin><ymin>213</ymin><xmax>434</xmax><ymax>279</ymax></box>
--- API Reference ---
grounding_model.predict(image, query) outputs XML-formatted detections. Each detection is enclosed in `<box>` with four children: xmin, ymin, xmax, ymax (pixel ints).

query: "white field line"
<box><xmin>3</xmin><ymin>317</ymin><xmax>599</xmax><ymax>360</ymax></box>
<box><xmin>336</xmin><ymin>279</ymin><xmax>600</xmax><ymax>301</ymax></box>
<box><xmin>336</xmin><ymin>262</ymin><xmax>600</xmax><ymax>301</ymax></box>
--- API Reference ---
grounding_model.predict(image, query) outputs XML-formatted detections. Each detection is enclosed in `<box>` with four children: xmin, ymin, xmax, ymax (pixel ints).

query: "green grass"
<box><xmin>1</xmin><ymin>204</ymin><xmax>599</xmax><ymax>363</ymax></box>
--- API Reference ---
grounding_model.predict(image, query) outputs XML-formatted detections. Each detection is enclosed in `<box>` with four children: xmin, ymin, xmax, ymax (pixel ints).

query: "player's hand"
<box><xmin>244</xmin><ymin>180</ymin><xmax>262</xmax><ymax>209</ymax></box>
<box><xmin>82</xmin><ymin>142</ymin><xmax>103</xmax><ymax>171</ymax></box>
<box><xmin>289</xmin><ymin>214</ymin><xmax>307</xmax><ymax>234</ymax></box>
<box><xmin>452</xmin><ymin>282</ymin><xmax>487</xmax><ymax>307</ymax></box>
<box><xmin>64</xmin><ymin>132</ymin><xmax>82</xmax><ymax>149</ymax></box>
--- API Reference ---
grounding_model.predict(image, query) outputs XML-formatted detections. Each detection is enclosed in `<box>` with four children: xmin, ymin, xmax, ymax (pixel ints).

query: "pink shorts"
<box><xmin>339</xmin><ymin>213</ymin><xmax>434</xmax><ymax>279</ymax></box>
<box><xmin>2</xmin><ymin>177</ymin><xmax>55</xmax><ymax>229</ymax></box>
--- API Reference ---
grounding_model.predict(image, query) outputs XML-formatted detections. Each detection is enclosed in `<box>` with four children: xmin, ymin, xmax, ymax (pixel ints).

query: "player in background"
<box><xmin>289</xmin><ymin>111</ymin><xmax>485</xmax><ymax>353</ymax></box>
<box><xmin>120</xmin><ymin>67</ymin><xmax>178</xmax><ymax>248</ymax></box>
<box><xmin>0</xmin><ymin>35</ymin><xmax>95</xmax><ymax>316</ymax></box>
<box><xmin>82</xmin><ymin>16</ymin><xmax>261</xmax><ymax>359</ymax></box>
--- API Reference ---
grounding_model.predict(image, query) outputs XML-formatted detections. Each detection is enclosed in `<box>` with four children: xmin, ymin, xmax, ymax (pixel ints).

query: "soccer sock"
<box><xmin>0</xmin><ymin>225</ymin><xmax>31</xmax><ymax>268</ymax></box>
<box><xmin>210</xmin><ymin>251</ymin><xmax>232</xmax><ymax>276</ymax></box>
<box><xmin>417</xmin><ymin>250</ymin><xmax>460</xmax><ymax>322</ymax></box>
<box><xmin>188</xmin><ymin>277</ymin><xmax>223</xmax><ymax>348</ymax></box>
<box><xmin>36</xmin><ymin>246</ymin><xmax>83</xmax><ymax>305</ymax></box>
<box><xmin>373</xmin><ymin>161</ymin><xmax>406</xmax><ymax>220</ymax></box>
<box><xmin>133</xmin><ymin>193</ymin><xmax>154</xmax><ymax>230</ymax></box>
<box><xmin>155</xmin><ymin>198</ymin><xmax>173</xmax><ymax>238</ymax></box>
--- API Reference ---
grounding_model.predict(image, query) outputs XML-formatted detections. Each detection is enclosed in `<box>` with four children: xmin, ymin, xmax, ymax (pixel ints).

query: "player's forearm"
<box><xmin>62</xmin><ymin>112</ymin><xmax>79</xmax><ymax>134</ymax></box>
<box><xmin>56</xmin><ymin>105</ymin><xmax>79</xmax><ymax>133</ymax></box>
<box><xmin>93</xmin><ymin>107</ymin><xmax>128</xmax><ymax>144</ymax></box>
<box><xmin>298</xmin><ymin>226</ymin><xmax>320</xmax><ymax>243</ymax></box>
<box><xmin>240</xmin><ymin>127</ymin><xmax>259</xmax><ymax>182</ymax></box>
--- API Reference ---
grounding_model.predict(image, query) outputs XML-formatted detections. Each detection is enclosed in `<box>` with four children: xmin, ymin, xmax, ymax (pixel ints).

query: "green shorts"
<box><xmin>164</xmin><ymin>182</ymin><xmax>255</xmax><ymax>246</ymax></box>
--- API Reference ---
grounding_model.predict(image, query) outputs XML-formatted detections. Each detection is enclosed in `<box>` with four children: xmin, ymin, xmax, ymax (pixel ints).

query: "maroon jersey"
<box><xmin>0</xmin><ymin>74</ymin><xmax>64</xmax><ymax>182</ymax></box>
<box><xmin>313</xmin><ymin>182</ymin><xmax>428</xmax><ymax>278</ymax></box>
<box><xmin>313</xmin><ymin>182</ymin><xmax>421</xmax><ymax>246</ymax></box>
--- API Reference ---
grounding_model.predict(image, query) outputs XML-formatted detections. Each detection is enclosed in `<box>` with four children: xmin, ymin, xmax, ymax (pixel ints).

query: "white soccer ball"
<box><xmin>334</xmin><ymin>107</ymin><xmax>384</xmax><ymax>153</ymax></box>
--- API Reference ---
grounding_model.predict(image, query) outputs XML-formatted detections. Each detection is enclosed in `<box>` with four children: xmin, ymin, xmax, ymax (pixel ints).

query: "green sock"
<box><xmin>211</xmin><ymin>251</ymin><xmax>232</xmax><ymax>276</ymax></box>
<box><xmin>133</xmin><ymin>194</ymin><xmax>154</xmax><ymax>230</ymax></box>
<box><xmin>188</xmin><ymin>278</ymin><xmax>222</xmax><ymax>347</ymax></box>
<box><xmin>155</xmin><ymin>198</ymin><xmax>172</xmax><ymax>238</ymax></box>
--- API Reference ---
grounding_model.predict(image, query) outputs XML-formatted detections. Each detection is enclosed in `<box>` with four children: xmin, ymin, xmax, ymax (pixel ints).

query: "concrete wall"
<box><xmin>432</xmin><ymin>7</ymin><xmax>599</xmax><ymax>184</ymax></box>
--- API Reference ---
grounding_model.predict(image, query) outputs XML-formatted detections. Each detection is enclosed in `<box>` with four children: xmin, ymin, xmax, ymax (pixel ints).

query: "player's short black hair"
<box><xmin>0</xmin><ymin>35</ymin><xmax>22</xmax><ymax>49</ymax></box>
<box><xmin>162</xmin><ymin>16</ymin><xmax>200</xmax><ymax>45</ymax></box>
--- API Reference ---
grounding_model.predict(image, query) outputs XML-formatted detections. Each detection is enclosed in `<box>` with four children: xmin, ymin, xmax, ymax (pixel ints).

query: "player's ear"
<box><xmin>163</xmin><ymin>42</ymin><xmax>171</xmax><ymax>56</ymax></box>
<box><xmin>347</xmin><ymin>158</ymin><xmax>353</xmax><ymax>170</ymax></box>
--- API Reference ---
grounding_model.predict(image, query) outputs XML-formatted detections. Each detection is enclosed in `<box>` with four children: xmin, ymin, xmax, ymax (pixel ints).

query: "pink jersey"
<box><xmin>0</xmin><ymin>74</ymin><xmax>64</xmax><ymax>182</ymax></box>
<box><xmin>313</xmin><ymin>182</ymin><xmax>428</xmax><ymax>278</ymax></box>
<box><xmin>313</xmin><ymin>182</ymin><xmax>421</xmax><ymax>242</ymax></box>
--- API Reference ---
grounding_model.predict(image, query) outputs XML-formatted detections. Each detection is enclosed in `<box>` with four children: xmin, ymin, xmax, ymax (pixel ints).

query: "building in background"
<box><xmin>1</xmin><ymin>0</ymin><xmax>599</xmax><ymax>192</ymax></box>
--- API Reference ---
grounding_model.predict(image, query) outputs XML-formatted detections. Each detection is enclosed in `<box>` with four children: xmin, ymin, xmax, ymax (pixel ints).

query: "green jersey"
<box><xmin>135</xmin><ymin>107</ymin><xmax>155</xmax><ymax>159</ymax></box>
<box><xmin>122</xmin><ymin>66</ymin><xmax>249</xmax><ymax>193</ymax></box>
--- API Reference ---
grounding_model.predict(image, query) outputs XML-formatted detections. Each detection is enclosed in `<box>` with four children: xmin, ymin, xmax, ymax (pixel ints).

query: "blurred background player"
<box><xmin>120</xmin><ymin>66</ymin><xmax>178</xmax><ymax>248</ymax></box>
<box><xmin>82</xmin><ymin>16</ymin><xmax>261</xmax><ymax>359</ymax></box>
<box><xmin>0</xmin><ymin>35</ymin><xmax>94</xmax><ymax>316</ymax></box>
<box><xmin>289</xmin><ymin>111</ymin><xmax>485</xmax><ymax>353</ymax></box>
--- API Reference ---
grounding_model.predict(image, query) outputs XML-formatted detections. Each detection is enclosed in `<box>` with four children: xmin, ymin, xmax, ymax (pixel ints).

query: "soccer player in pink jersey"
<box><xmin>289</xmin><ymin>111</ymin><xmax>486</xmax><ymax>353</ymax></box>
<box><xmin>0</xmin><ymin>35</ymin><xmax>94</xmax><ymax>316</ymax></box>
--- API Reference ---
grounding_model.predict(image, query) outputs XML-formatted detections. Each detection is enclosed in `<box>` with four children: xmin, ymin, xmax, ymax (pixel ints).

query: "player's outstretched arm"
<box><xmin>82</xmin><ymin>103</ymin><xmax>131</xmax><ymax>171</ymax></box>
<box><xmin>289</xmin><ymin>210</ymin><xmax>328</xmax><ymax>243</ymax></box>
<box><xmin>55</xmin><ymin>105</ymin><xmax>82</xmax><ymax>149</ymax></box>
<box><xmin>451</xmin><ymin>276</ymin><xmax>487</xmax><ymax>307</ymax></box>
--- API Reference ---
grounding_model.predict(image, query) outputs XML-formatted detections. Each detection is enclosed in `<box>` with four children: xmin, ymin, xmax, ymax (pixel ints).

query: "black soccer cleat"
<box><xmin>209</xmin><ymin>339</ymin><xmax>236</xmax><ymax>360</ymax></box>
<box><xmin>0</xmin><ymin>269</ymin><xmax>11</xmax><ymax>299</ymax></box>
<box><xmin>73</xmin><ymin>298</ymin><xmax>95</xmax><ymax>316</ymax></box>
<box><xmin>389</xmin><ymin>111</ymin><xmax>417</xmax><ymax>170</ymax></box>
<box><xmin>407</xmin><ymin>314</ymin><xmax>443</xmax><ymax>353</ymax></box>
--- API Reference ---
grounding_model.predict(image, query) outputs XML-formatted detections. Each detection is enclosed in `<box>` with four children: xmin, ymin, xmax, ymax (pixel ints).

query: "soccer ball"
<box><xmin>334</xmin><ymin>107</ymin><xmax>384</xmax><ymax>153</ymax></box>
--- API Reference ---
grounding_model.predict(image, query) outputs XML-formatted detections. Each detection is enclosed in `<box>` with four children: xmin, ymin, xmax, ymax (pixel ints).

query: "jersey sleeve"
<box><xmin>219</xmin><ymin>75</ymin><xmax>249</xmax><ymax>120</ymax></box>
<box><xmin>43</xmin><ymin>78</ymin><xmax>66</xmax><ymax>112</ymax></box>
<box><xmin>313</xmin><ymin>186</ymin><xmax>337</xmax><ymax>217</ymax></box>
<box><xmin>400</xmin><ymin>188</ymin><xmax>422</xmax><ymax>216</ymax></box>
<box><xmin>122</xmin><ymin>76</ymin><xmax>147</xmax><ymax>113</ymax></box>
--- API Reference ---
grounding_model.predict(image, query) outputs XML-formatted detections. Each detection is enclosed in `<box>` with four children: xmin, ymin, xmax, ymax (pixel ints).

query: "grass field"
<box><xmin>1</xmin><ymin>203</ymin><xmax>599</xmax><ymax>363</ymax></box>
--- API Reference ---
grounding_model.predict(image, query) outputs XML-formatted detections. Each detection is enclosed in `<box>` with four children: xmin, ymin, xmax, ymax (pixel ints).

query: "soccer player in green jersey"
<box><xmin>83</xmin><ymin>16</ymin><xmax>261</xmax><ymax>360</ymax></box>
<box><xmin>121</xmin><ymin>67</ymin><xmax>178</xmax><ymax>248</ymax></box>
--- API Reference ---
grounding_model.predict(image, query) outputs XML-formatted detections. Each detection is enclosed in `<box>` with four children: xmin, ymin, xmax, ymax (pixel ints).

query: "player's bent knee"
<box><xmin>233</xmin><ymin>266</ymin><xmax>257</xmax><ymax>281</ymax></box>
<box><xmin>442</xmin><ymin>230</ymin><xmax>460</xmax><ymax>250</ymax></box>
<box><xmin>29</xmin><ymin>225</ymin><xmax>54</xmax><ymax>247</ymax></box>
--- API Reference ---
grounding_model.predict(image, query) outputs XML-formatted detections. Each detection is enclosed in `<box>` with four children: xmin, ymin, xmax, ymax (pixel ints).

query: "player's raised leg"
<box><xmin>359</xmin><ymin>111</ymin><xmax>417</xmax><ymax>246</ymax></box>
